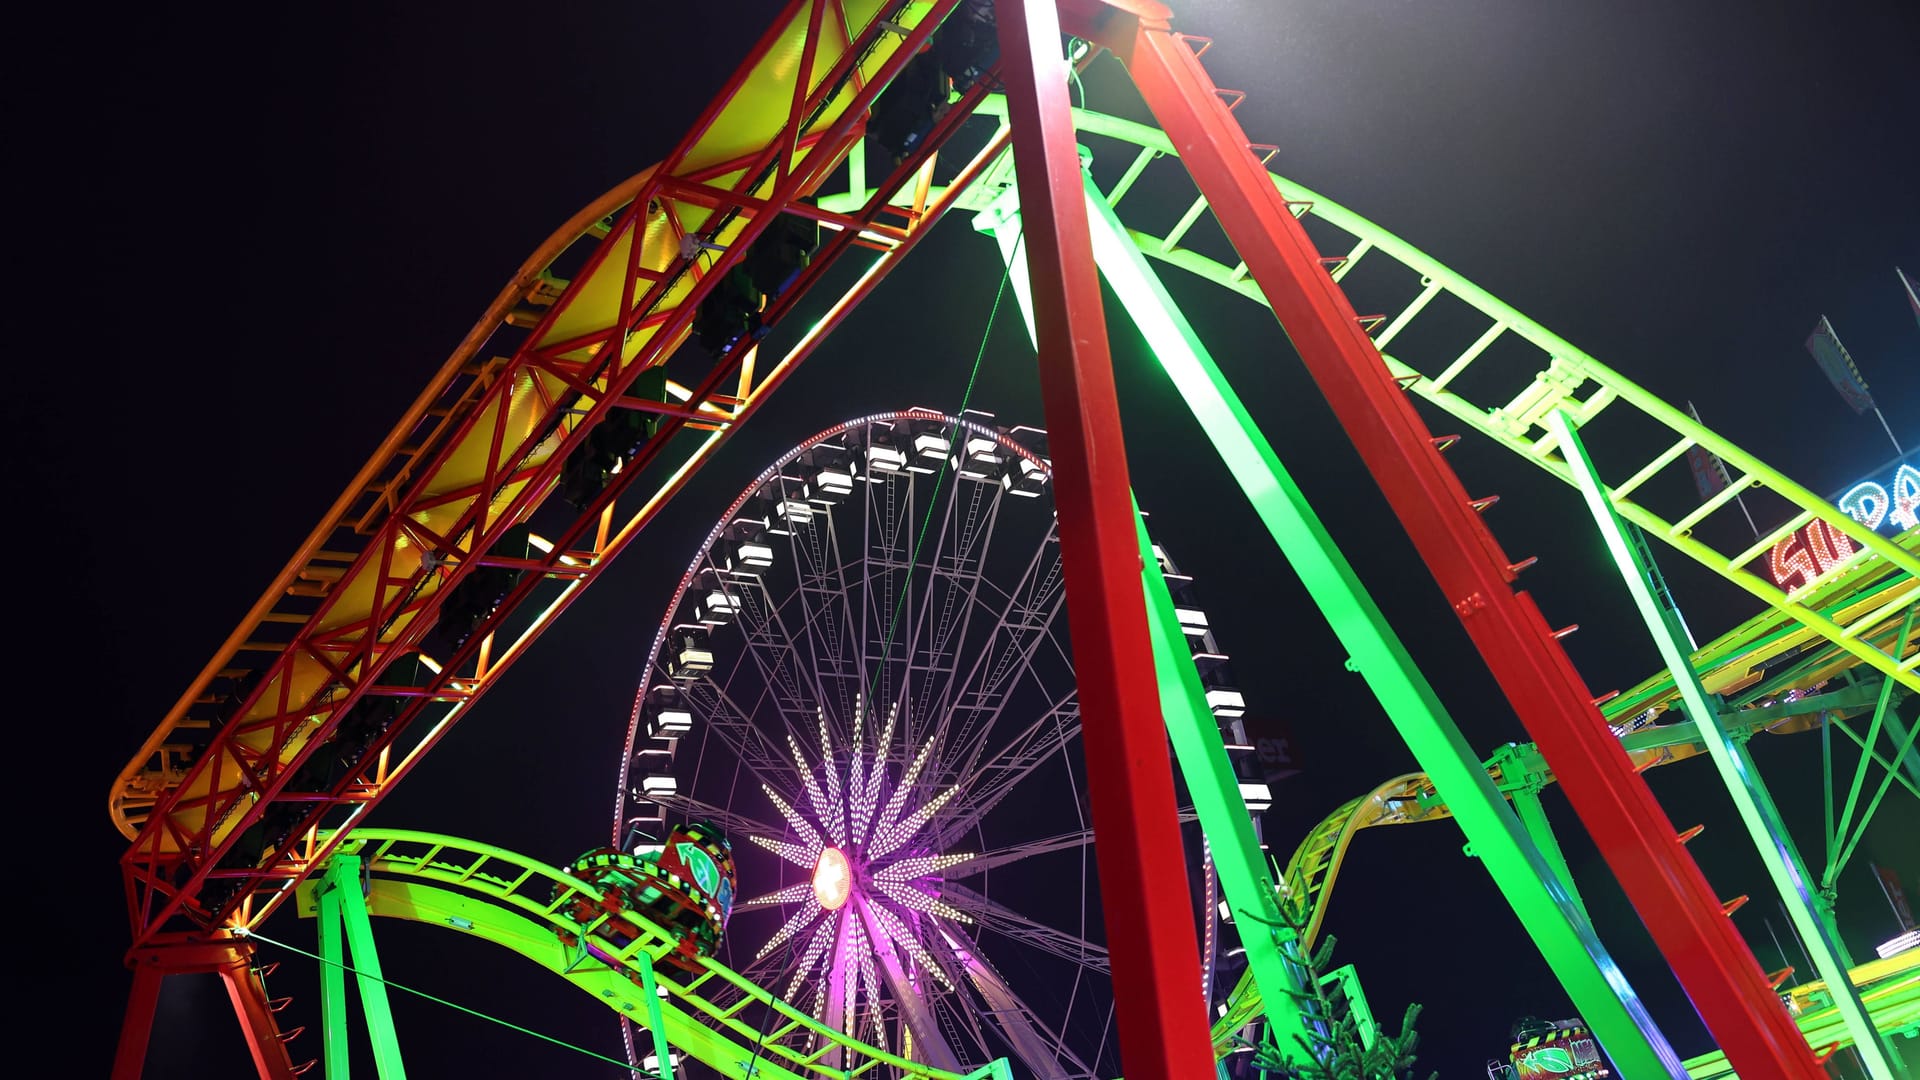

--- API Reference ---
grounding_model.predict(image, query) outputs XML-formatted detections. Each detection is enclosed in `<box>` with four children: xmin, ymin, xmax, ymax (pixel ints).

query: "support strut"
<box><xmin>1061</xmin><ymin>2</ymin><xmax>1826</xmax><ymax>1074</ymax></box>
<box><xmin>994</xmin><ymin>0</ymin><xmax>1214</xmax><ymax>1073</ymax></box>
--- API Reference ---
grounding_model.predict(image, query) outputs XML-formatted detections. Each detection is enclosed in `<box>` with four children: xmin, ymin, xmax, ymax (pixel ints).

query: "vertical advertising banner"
<box><xmin>1874</xmin><ymin>862</ymin><xmax>1916</xmax><ymax>932</ymax></box>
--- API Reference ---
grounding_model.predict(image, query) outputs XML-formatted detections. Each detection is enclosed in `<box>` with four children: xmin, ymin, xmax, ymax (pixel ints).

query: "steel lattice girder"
<box><xmin>119</xmin><ymin>0</ymin><xmax>1003</xmax><ymax>946</ymax></box>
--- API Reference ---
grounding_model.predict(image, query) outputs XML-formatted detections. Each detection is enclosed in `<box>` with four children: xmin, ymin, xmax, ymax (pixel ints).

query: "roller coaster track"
<box><xmin>941</xmin><ymin>99</ymin><xmax>1920</xmax><ymax>696</ymax></box>
<box><xmin>288</xmin><ymin>829</ymin><xmax>1008</xmax><ymax>1080</ymax></box>
<box><xmin>111</xmin><ymin>0</ymin><xmax>1912</xmax><ymax>1070</ymax></box>
<box><xmin>1202</xmin><ymin>538</ymin><xmax>1915</xmax><ymax>1049</ymax></box>
<box><xmin>824</xmin><ymin>94</ymin><xmax>1920</xmax><ymax>1057</ymax></box>
<box><xmin>111</xmin><ymin>0</ymin><xmax>1013</xmax><ymax>945</ymax></box>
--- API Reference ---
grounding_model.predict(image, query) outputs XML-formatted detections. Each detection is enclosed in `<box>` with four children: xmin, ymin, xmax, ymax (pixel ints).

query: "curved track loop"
<box><xmin>303</xmin><ymin>829</ymin><xmax>1000</xmax><ymax>1080</ymax></box>
<box><xmin>1041</xmin><ymin>102</ymin><xmax>1919</xmax><ymax>690</ymax></box>
<box><xmin>826</xmin><ymin>97</ymin><xmax>1918</xmax><ymax>699</ymax></box>
<box><xmin>822</xmin><ymin>97</ymin><xmax>1920</xmax><ymax>1052</ymax></box>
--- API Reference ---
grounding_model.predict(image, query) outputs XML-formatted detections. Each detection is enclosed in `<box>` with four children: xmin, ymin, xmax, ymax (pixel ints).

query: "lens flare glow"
<box><xmin>813</xmin><ymin>846</ymin><xmax>852</xmax><ymax>910</ymax></box>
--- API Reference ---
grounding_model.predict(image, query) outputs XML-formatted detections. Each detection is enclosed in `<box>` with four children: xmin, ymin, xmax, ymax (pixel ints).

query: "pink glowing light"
<box><xmin>813</xmin><ymin>846</ymin><xmax>852</xmax><ymax>910</ymax></box>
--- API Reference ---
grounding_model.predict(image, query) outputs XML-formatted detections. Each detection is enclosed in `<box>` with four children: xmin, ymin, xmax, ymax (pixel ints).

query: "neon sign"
<box><xmin>1836</xmin><ymin>463</ymin><xmax>1920</xmax><ymax>533</ymax></box>
<box><xmin>1769</xmin><ymin>519</ymin><xmax>1857</xmax><ymax>592</ymax></box>
<box><xmin>1765</xmin><ymin>463</ymin><xmax>1917</xmax><ymax>591</ymax></box>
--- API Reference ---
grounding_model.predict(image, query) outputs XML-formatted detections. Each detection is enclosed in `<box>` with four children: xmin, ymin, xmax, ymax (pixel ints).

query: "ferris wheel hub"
<box><xmin>814</xmin><ymin>846</ymin><xmax>853</xmax><ymax>911</ymax></box>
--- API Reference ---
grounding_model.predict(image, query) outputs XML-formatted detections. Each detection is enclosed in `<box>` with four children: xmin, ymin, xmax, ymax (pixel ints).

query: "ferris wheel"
<box><xmin>610</xmin><ymin>408</ymin><xmax>1266</xmax><ymax>1077</ymax></box>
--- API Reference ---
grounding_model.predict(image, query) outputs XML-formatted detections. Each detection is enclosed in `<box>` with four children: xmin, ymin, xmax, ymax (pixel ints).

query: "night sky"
<box><xmin>21</xmin><ymin>0</ymin><xmax>1919</xmax><ymax>1076</ymax></box>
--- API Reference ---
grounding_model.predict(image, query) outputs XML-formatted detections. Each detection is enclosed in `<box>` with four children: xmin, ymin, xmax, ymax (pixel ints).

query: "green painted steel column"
<box><xmin>1136</xmin><ymin>504</ymin><xmax>1321</xmax><ymax>1066</ymax></box>
<box><xmin>1070</xmin><ymin>177</ymin><xmax>1685</xmax><ymax>1079</ymax></box>
<box><xmin>318</xmin><ymin>877</ymin><xmax>352</xmax><ymax>1079</ymax></box>
<box><xmin>1322</xmin><ymin>965</ymin><xmax>1379</xmax><ymax>1051</ymax></box>
<box><xmin>327</xmin><ymin>854</ymin><xmax>410</xmax><ymax>1080</ymax></box>
<box><xmin>1549</xmin><ymin>408</ymin><xmax>1911</xmax><ymax>1080</ymax></box>
<box><xmin>1829</xmin><ymin>609</ymin><xmax>1914</xmax><ymax>893</ymax></box>
<box><xmin>1510</xmin><ymin>784</ymin><xmax>1591</xmax><ymax>926</ymax></box>
<box><xmin>633</xmin><ymin>949</ymin><xmax>675</xmax><ymax>1080</ymax></box>
<box><xmin>988</xmin><ymin>186</ymin><xmax>1317</xmax><ymax>1065</ymax></box>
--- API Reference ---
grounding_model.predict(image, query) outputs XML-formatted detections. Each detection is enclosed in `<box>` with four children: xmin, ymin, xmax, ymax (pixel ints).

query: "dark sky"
<box><xmin>19</xmin><ymin>0</ymin><xmax>1919</xmax><ymax>1076</ymax></box>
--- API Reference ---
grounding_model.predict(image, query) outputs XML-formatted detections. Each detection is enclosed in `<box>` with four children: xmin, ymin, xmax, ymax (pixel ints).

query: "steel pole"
<box><xmin>1550</xmin><ymin>408</ymin><xmax>1910</xmax><ymax>1080</ymax></box>
<box><xmin>994</xmin><ymin>1</ymin><xmax>1215</xmax><ymax>1073</ymax></box>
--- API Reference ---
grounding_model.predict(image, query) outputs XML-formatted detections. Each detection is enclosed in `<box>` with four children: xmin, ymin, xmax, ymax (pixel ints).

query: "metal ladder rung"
<box><xmin>1838</xmin><ymin>587</ymin><xmax>1918</xmax><ymax>641</ymax></box>
<box><xmin>1726</xmin><ymin>511</ymin><xmax>1814</xmax><ymax>571</ymax></box>
<box><xmin>1613</xmin><ymin>435</ymin><xmax>1700</xmax><ymax>500</ymax></box>
<box><xmin>1669</xmin><ymin>474</ymin><xmax>1755</xmax><ymax>537</ymax></box>
<box><xmin>1372</xmin><ymin>279</ymin><xmax>1443</xmax><ymax>350</ymax></box>
<box><xmin>1428</xmin><ymin>321</ymin><xmax>1505</xmax><ymax>393</ymax></box>
<box><xmin>1328</xmin><ymin>238</ymin><xmax>1371</xmax><ymax>283</ymax></box>
<box><xmin>1162</xmin><ymin>194</ymin><xmax>1213</xmax><ymax>253</ymax></box>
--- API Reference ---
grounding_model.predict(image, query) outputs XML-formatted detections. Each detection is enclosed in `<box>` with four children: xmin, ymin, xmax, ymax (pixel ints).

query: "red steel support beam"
<box><xmin>1064</xmin><ymin>3</ymin><xmax>1823</xmax><ymax>1076</ymax></box>
<box><xmin>117</xmin><ymin>934</ymin><xmax>300</xmax><ymax>1080</ymax></box>
<box><xmin>994</xmin><ymin>1</ymin><xmax>1214</xmax><ymax>1075</ymax></box>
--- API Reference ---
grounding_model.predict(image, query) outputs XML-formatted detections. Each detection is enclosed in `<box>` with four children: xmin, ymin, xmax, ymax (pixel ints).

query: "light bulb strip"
<box><xmin>787</xmin><ymin>732</ymin><xmax>840</xmax><ymax>843</ymax></box>
<box><xmin>874</xmin><ymin>878</ymin><xmax>973</xmax><ymax>924</ymax></box>
<box><xmin>760</xmin><ymin>784</ymin><xmax>825</xmax><ymax>853</ymax></box>
<box><xmin>870</xmin><ymin>784</ymin><xmax>962</xmax><ymax>861</ymax></box>
<box><xmin>746</xmin><ymin>833</ymin><xmax>818</xmax><ymax>870</ymax></box>
<box><xmin>753</xmin><ymin>895</ymin><xmax>825</xmax><ymax>962</ymax></box>
<box><xmin>867</xmin><ymin>901</ymin><xmax>955</xmax><ymax>990</ymax></box>
<box><xmin>872</xmin><ymin>734</ymin><xmax>938</xmax><ymax>840</ymax></box>
<box><xmin>871</xmin><ymin>852</ymin><xmax>973</xmax><ymax>883</ymax></box>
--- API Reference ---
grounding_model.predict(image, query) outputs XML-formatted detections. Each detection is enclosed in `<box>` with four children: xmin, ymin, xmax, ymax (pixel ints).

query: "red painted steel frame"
<box><xmin>116</xmin><ymin>935</ymin><xmax>300</xmax><ymax>1080</ymax></box>
<box><xmin>1062</xmin><ymin>2</ymin><xmax>1823</xmax><ymax>1076</ymax></box>
<box><xmin>995</xmin><ymin>0</ymin><xmax>1215</xmax><ymax>1075</ymax></box>
<box><xmin>121</xmin><ymin>0</ymin><xmax>982</xmax><ymax>947</ymax></box>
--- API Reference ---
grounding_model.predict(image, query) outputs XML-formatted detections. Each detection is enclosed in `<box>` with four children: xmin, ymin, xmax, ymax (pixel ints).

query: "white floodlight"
<box><xmin>1238</xmin><ymin>781</ymin><xmax>1273</xmax><ymax>812</ymax></box>
<box><xmin>911</xmin><ymin>432</ymin><xmax>949</xmax><ymax>473</ymax></box>
<box><xmin>1206</xmin><ymin>687</ymin><xmax>1246</xmax><ymax>718</ymax></box>
<box><xmin>1877</xmin><ymin>929</ymin><xmax>1919</xmax><ymax>959</ymax></box>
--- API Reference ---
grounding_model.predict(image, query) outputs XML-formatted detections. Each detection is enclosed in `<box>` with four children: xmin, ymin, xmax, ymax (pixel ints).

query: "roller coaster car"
<box><xmin>553</xmin><ymin>820</ymin><xmax>738</xmax><ymax>977</ymax></box>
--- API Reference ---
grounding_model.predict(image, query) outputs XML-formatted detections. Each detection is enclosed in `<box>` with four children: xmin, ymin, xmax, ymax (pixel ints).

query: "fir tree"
<box><xmin>1238</xmin><ymin>895</ymin><xmax>1435</xmax><ymax>1080</ymax></box>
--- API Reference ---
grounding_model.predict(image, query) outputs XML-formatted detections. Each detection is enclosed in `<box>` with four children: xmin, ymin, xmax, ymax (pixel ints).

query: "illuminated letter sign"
<box><xmin>1835</xmin><ymin>463</ymin><xmax>1920</xmax><ymax>534</ymax></box>
<box><xmin>1768</xmin><ymin>519</ymin><xmax>1857</xmax><ymax>592</ymax></box>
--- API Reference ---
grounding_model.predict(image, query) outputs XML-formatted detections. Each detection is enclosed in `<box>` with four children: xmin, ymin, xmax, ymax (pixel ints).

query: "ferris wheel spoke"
<box><xmin>887</xmin><ymin>465</ymin><xmax>977</xmax><ymax>749</ymax></box>
<box><xmin>936</xmin><ymin>520</ymin><xmax>1068</xmax><ymax>778</ymax></box>
<box><xmin>650</xmin><ymin>793</ymin><xmax>780</xmax><ymax>845</ymax></box>
<box><xmin>933</xmin><ymin>926</ymin><xmax>1100</xmax><ymax>1080</ymax></box>
<box><xmin>941</xmin><ymin>882</ymin><xmax>1110</xmax><ymax>974</ymax></box>
<box><xmin>726</xmin><ymin>573</ymin><xmax>821</xmax><ymax>734</ymax></box>
<box><xmin>855</xmin><ymin>896</ymin><xmax>965</xmax><ymax>1069</ymax></box>
<box><xmin>856</xmin><ymin>471</ymin><xmax>914</xmax><ymax>727</ymax></box>
<box><xmin>912</xmin><ymin>487</ymin><xmax>1004</xmax><ymax>736</ymax></box>
<box><xmin>776</xmin><ymin>500</ymin><xmax>857</xmax><ymax>737</ymax></box>
<box><xmin>679</xmin><ymin>681</ymin><xmax>804</xmax><ymax>801</ymax></box>
<box><xmin>935</xmin><ymin>694</ymin><xmax>1083</xmax><ymax>846</ymax></box>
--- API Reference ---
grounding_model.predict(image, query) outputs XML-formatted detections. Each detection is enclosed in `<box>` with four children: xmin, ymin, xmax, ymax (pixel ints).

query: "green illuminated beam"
<box><xmin>1549</xmin><ymin>409</ymin><xmax>1912</xmax><ymax>1080</ymax></box>
<box><xmin>635</xmin><ymin>950</ymin><xmax>675</xmax><ymax>1080</ymax></box>
<box><xmin>318</xmin><ymin>870</ymin><xmax>351</xmax><ymax>1079</ymax></box>
<box><xmin>1510</xmin><ymin>784</ymin><xmax>1590</xmax><ymax>926</ymax></box>
<box><xmin>1321</xmin><ymin>966</ymin><xmax>1378</xmax><ymax>1052</ymax></box>
<box><xmin>1827</xmin><ymin>717</ymin><xmax>1920</xmax><ymax>804</ymax></box>
<box><xmin>1134</xmin><ymin>501</ymin><xmax>1319</xmax><ymax>1067</ymax></box>
<box><xmin>326</xmin><ymin>855</ymin><xmax>409</xmax><ymax>1080</ymax></box>
<box><xmin>979</xmin><ymin>183</ymin><xmax>1317</xmax><ymax>1065</ymax></box>
<box><xmin>1068</xmin><ymin>175</ymin><xmax>1686</xmax><ymax>1079</ymax></box>
<box><xmin>1828</xmin><ymin>608</ymin><xmax>1915</xmax><ymax>891</ymax></box>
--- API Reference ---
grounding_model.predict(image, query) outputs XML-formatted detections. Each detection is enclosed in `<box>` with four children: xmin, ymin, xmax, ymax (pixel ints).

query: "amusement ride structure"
<box><xmin>108</xmin><ymin>1</ymin><xmax>1918</xmax><ymax>1078</ymax></box>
